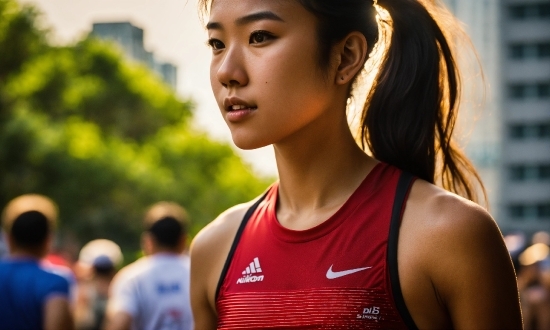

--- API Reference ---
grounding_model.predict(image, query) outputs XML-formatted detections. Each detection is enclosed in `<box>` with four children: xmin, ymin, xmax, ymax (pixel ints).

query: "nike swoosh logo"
<box><xmin>326</xmin><ymin>265</ymin><xmax>372</xmax><ymax>279</ymax></box>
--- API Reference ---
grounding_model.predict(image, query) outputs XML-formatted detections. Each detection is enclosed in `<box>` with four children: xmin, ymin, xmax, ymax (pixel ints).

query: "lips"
<box><xmin>224</xmin><ymin>97</ymin><xmax>257</xmax><ymax>111</ymax></box>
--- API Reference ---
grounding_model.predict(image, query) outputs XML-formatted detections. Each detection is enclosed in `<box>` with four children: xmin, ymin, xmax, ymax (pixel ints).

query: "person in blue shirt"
<box><xmin>0</xmin><ymin>194</ymin><xmax>74</xmax><ymax>330</ymax></box>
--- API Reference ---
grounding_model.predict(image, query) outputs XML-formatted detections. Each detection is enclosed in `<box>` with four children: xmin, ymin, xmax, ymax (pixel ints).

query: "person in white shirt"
<box><xmin>105</xmin><ymin>202</ymin><xmax>193</xmax><ymax>330</ymax></box>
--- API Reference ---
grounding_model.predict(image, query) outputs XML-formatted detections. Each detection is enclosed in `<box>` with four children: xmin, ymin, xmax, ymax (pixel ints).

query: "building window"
<box><xmin>509</xmin><ymin>124</ymin><xmax>525</xmax><ymax>139</ymax></box>
<box><xmin>509</xmin><ymin>164</ymin><xmax>550</xmax><ymax>181</ymax></box>
<box><xmin>509</xmin><ymin>203</ymin><xmax>550</xmax><ymax>220</ymax></box>
<box><xmin>509</xmin><ymin>85</ymin><xmax>525</xmax><ymax>99</ymax></box>
<box><xmin>540</xmin><ymin>203</ymin><xmax>550</xmax><ymax>218</ymax></box>
<box><xmin>509</xmin><ymin>165</ymin><xmax>525</xmax><ymax>180</ymax></box>
<box><xmin>509</xmin><ymin>3</ymin><xmax>550</xmax><ymax>19</ymax></box>
<box><xmin>509</xmin><ymin>205</ymin><xmax>525</xmax><ymax>219</ymax></box>
<box><xmin>509</xmin><ymin>82</ymin><xmax>550</xmax><ymax>99</ymax></box>
<box><xmin>510</xmin><ymin>45</ymin><xmax>523</xmax><ymax>59</ymax></box>
<box><xmin>509</xmin><ymin>123</ymin><xmax>548</xmax><ymax>139</ymax></box>
<box><xmin>509</xmin><ymin>42</ymin><xmax>550</xmax><ymax>59</ymax></box>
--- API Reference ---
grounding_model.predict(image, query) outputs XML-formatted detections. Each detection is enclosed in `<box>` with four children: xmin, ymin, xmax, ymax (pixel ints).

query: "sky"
<box><xmin>19</xmin><ymin>0</ymin><xmax>278</xmax><ymax>176</ymax></box>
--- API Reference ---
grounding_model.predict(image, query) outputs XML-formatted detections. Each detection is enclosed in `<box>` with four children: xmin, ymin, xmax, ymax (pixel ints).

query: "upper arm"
<box><xmin>104</xmin><ymin>311</ymin><xmax>132</xmax><ymax>330</ymax></box>
<box><xmin>190</xmin><ymin>203</ymin><xmax>250</xmax><ymax>330</ymax></box>
<box><xmin>190</xmin><ymin>238</ymin><xmax>219</xmax><ymax>330</ymax></box>
<box><xmin>427</xmin><ymin>199</ymin><xmax>523</xmax><ymax>329</ymax></box>
<box><xmin>43</xmin><ymin>296</ymin><xmax>74</xmax><ymax>330</ymax></box>
<box><xmin>105</xmin><ymin>271</ymin><xmax>137</xmax><ymax>330</ymax></box>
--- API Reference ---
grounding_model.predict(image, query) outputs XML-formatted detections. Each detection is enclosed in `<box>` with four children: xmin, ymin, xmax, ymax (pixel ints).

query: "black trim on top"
<box><xmin>215</xmin><ymin>191</ymin><xmax>269</xmax><ymax>301</ymax></box>
<box><xmin>387</xmin><ymin>171</ymin><xmax>418</xmax><ymax>330</ymax></box>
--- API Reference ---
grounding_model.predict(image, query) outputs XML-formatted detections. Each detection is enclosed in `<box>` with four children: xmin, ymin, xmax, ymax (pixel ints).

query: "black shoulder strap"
<box><xmin>387</xmin><ymin>171</ymin><xmax>419</xmax><ymax>330</ymax></box>
<box><xmin>215</xmin><ymin>191</ymin><xmax>270</xmax><ymax>301</ymax></box>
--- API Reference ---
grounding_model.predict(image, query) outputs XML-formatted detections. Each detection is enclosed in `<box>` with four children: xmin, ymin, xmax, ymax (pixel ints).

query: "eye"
<box><xmin>207</xmin><ymin>38</ymin><xmax>225</xmax><ymax>50</ymax></box>
<box><xmin>249</xmin><ymin>31</ymin><xmax>275</xmax><ymax>45</ymax></box>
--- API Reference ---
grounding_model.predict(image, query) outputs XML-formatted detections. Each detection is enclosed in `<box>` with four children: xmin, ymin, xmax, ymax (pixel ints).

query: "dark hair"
<box><xmin>92</xmin><ymin>255</ymin><xmax>116</xmax><ymax>275</ymax></box>
<box><xmin>11</xmin><ymin>210</ymin><xmax>50</xmax><ymax>249</ymax></box>
<box><xmin>200</xmin><ymin>0</ymin><xmax>485</xmax><ymax>203</ymax></box>
<box><xmin>147</xmin><ymin>216</ymin><xmax>184</xmax><ymax>248</ymax></box>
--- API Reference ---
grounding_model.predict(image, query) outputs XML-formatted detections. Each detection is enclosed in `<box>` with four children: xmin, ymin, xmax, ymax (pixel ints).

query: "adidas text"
<box><xmin>236</xmin><ymin>274</ymin><xmax>264</xmax><ymax>284</ymax></box>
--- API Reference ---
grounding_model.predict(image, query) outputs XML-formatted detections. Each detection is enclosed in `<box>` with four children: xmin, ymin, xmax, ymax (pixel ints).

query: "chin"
<box><xmin>231</xmin><ymin>132</ymin><xmax>271</xmax><ymax>150</ymax></box>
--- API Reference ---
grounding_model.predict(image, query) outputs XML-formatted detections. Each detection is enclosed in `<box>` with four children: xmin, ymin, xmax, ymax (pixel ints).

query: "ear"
<box><xmin>44</xmin><ymin>233</ymin><xmax>53</xmax><ymax>253</ymax></box>
<box><xmin>5</xmin><ymin>233</ymin><xmax>14</xmax><ymax>253</ymax></box>
<box><xmin>177</xmin><ymin>234</ymin><xmax>187</xmax><ymax>254</ymax></box>
<box><xmin>334</xmin><ymin>31</ymin><xmax>368</xmax><ymax>85</ymax></box>
<box><xmin>141</xmin><ymin>232</ymin><xmax>153</xmax><ymax>255</ymax></box>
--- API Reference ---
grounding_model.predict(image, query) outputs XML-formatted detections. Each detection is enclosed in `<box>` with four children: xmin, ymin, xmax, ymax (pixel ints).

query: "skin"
<box><xmin>522</xmin><ymin>268</ymin><xmax>550</xmax><ymax>329</ymax></box>
<box><xmin>190</xmin><ymin>0</ymin><xmax>523</xmax><ymax>329</ymax></box>
<box><xmin>104</xmin><ymin>233</ymin><xmax>187</xmax><ymax>330</ymax></box>
<box><xmin>44</xmin><ymin>296</ymin><xmax>74</xmax><ymax>330</ymax></box>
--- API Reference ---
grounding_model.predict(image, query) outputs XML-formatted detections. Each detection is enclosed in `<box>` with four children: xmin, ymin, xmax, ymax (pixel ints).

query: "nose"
<box><xmin>216</xmin><ymin>46</ymin><xmax>249</xmax><ymax>88</ymax></box>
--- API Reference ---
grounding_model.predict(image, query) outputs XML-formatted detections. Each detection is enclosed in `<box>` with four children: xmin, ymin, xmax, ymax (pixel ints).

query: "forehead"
<box><xmin>208</xmin><ymin>0</ymin><xmax>309</xmax><ymax>26</ymax></box>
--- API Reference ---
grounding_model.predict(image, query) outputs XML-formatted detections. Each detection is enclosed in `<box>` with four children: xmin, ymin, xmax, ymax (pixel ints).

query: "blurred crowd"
<box><xmin>1</xmin><ymin>193</ymin><xmax>549</xmax><ymax>329</ymax></box>
<box><xmin>0</xmin><ymin>194</ymin><xmax>193</xmax><ymax>330</ymax></box>
<box><xmin>506</xmin><ymin>230</ymin><xmax>550</xmax><ymax>329</ymax></box>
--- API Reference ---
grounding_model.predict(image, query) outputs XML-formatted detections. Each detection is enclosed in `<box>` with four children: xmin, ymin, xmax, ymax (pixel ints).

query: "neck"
<box><xmin>148</xmin><ymin>246</ymin><xmax>182</xmax><ymax>256</ymax></box>
<box><xmin>9</xmin><ymin>250</ymin><xmax>44</xmax><ymax>260</ymax></box>
<box><xmin>273</xmin><ymin>107</ymin><xmax>376</xmax><ymax>230</ymax></box>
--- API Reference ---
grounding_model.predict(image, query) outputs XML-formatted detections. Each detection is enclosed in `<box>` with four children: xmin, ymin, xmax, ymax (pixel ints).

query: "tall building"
<box><xmin>92</xmin><ymin>22</ymin><xmax>178</xmax><ymax>90</ymax></box>
<box><xmin>444</xmin><ymin>0</ymin><xmax>550</xmax><ymax>234</ymax></box>
<box><xmin>499</xmin><ymin>0</ymin><xmax>550</xmax><ymax>234</ymax></box>
<box><xmin>442</xmin><ymin>0</ymin><xmax>502</xmax><ymax>217</ymax></box>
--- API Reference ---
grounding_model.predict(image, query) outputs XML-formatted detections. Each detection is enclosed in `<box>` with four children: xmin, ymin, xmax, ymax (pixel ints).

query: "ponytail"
<box><xmin>362</xmin><ymin>0</ymin><xmax>486</xmax><ymax>204</ymax></box>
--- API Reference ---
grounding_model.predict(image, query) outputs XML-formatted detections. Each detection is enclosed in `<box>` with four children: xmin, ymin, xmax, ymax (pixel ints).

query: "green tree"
<box><xmin>0</xmin><ymin>0</ymin><xmax>272</xmax><ymax>255</ymax></box>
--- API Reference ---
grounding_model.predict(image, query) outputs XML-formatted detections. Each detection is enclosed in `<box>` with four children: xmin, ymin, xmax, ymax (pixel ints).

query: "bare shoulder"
<box><xmin>191</xmin><ymin>200</ymin><xmax>254</xmax><ymax>259</ymax></box>
<box><xmin>189</xmin><ymin>198</ymin><xmax>259</xmax><ymax>317</ymax></box>
<box><xmin>400</xmin><ymin>179</ymin><xmax>522</xmax><ymax>329</ymax></box>
<box><xmin>190</xmin><ymin>199</ymin><xmax>254</xmax><ymax>287</ymax></box>
<box><xmin>404</xmin><ymin>179</ymin><xmax>510</xmax><ymax>275</ymax></box>
<box><xmin>408</xmin><ymin>179</ymin><xmax>499</xmax><ymax>239</ymax></box>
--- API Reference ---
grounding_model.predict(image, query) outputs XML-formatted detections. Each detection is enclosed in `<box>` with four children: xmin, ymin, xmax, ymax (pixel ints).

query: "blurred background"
<box><xmin>0</xmin><ymin>0</ymin><xmax>276</xmax><ymax>260</ymax></box>
<box><xmin>0</xmin><ymin>0</ymin><xmax>548</xmax><ymax>266</ymax></box>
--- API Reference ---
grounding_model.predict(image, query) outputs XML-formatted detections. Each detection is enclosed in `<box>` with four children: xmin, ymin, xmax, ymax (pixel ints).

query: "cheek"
<box><xmin>258</xmin><ymin>41</ymin><xmax>325</xmax><ymax>97</ymax></box>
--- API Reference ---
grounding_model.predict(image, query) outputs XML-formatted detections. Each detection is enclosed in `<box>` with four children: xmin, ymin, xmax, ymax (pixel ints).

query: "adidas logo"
<box><xmin>236</xmin><ymin>257</ymin><xmax>264</xmax><ymax>284</ymax></box>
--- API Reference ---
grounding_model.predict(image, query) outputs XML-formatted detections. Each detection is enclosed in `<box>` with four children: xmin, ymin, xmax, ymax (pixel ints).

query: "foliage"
<box><xmin>0</xmin><ymin>0</ymin><xmax>272</xmax><ymax>255</ymax></box>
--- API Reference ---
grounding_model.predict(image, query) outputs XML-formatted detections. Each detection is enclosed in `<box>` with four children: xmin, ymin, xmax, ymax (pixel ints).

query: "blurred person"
<box><xmin>74</xmin><ymin>239</ymin><xmax>123</xmax><ymax>330</ymax></box>
<box><xmin>105</xmin><ymin>201</ymin><xmax>193</xmax><ymax>330</ymax></box>
<box><xmin>42</xmin><ymin>252</ymin><xmax>78</xmax><ymax>307</ymax></box>
<box><xmin>42</xmin><ymin>237</ymin><xmax>80</xmax><ymax>306</ymax></box>
<box><xmin>0</xmin><ymin>194</ymin><xmax>74</xmax><ymax>330</ymax></box>
<box><xmin>505</xmin><ymin>231</ymin><xmax>528</xmax><ymax>274</ymax></box>
<box><xmin>520</xmin><ymin>241</ymin><xmax>550</xmax><ymax>330</ymax></box>
<box><xmin>0</xmin><ymin>230</ymin><xmax>8</xmax><ymax>259</ymax></box>
<box><xmin>533</xmin><ymin>231</ymin><xmax>550</xmax><ymax>246</ymax></box>
<box><xmin>190</xmin><ymin>0</ymin><xmax>522</xmax><ymax>329</ymax></box>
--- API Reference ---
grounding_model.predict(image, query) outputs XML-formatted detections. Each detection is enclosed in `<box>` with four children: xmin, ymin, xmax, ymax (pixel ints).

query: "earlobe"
<box><xmin>335</xmin><ymin>32</ymin><xmax>368</xmax><ymax>85</ymax></box>
<box><xmin>141</xmin><ymin>233</ymin><xmax>152</xmax><ymax>255</ymax></box>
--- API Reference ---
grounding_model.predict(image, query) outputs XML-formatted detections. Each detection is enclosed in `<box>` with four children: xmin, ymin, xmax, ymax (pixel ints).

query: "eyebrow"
<box><xmin>206</xmin><ymin>11</ymin><xmax>284</xmax><ymax>30</ymax></box>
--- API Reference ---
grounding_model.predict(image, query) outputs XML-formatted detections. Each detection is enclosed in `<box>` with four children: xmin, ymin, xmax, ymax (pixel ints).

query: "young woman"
<box><xmin>190</xmin><ymin>0</ymin><xmax>523</xmax><ymax>328</ymax></box>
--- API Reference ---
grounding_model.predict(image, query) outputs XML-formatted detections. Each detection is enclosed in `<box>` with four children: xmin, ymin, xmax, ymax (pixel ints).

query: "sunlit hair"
<box><xmin>1</xmin><ymin>194</ymin><xmax>58</xmax><ymax>234</ymax></box>
<box><xmin>1</xmin><ymin>194</ymin><xmax>58</xmax><ymax>250</ymax></box>
<box><xmin>199</xmin><ymin>0</ymin><xmax>487</xmax><ymax>205</ymax></box>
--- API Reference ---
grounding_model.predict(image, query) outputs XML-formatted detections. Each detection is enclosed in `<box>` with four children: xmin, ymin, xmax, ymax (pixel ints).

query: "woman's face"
<box><xmin>207</xmin><ymin>0</ymin><xmax>341</xmax><ymax>149</ymax></box>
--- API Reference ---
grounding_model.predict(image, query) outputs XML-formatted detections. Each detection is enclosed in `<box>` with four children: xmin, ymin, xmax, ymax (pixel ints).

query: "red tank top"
<box><xmin>216</xmin><ymin>163</ymin><xmax>418</xmax><ymax>329</ymax></box>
